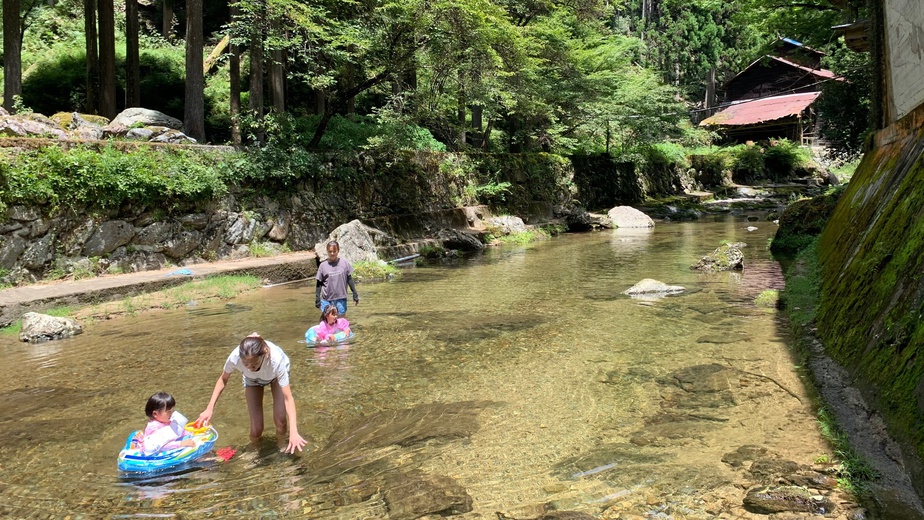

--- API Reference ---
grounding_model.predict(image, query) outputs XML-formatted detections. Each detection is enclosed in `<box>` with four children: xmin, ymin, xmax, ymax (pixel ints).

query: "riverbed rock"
<box><xmin>607</xmin><ymin>206</ymin><xmax>655</xmax><ymax>228</ymax></box>
<box><xmin>742</xmin><ymin>485</ymin><xmax>834</xmax><ymax>514</ymax></box>
<box><xmin>623</xmin><ymin>278</ymin><xmax>685</xmax><ymax>297</ymax></box>
<box><xmin>384</xmin><ymin>471</ymin><xmax>473</xmax><ymax>519</ymax></box>
<box><xmin>315</xmin><ymin>220</ymin><xmax>391</xmax><ymax>263</ymax></box>
<box><xmin>437</xmin><ymin>228</ymin><xmax>483</xmax><ymax>252</ymax></box>
<box><xmin>691</xmin><ymin>243</ymin><xmax>743</xmax><ymax>271</ymax></box>
<box><xmin>19</xmin><ymin>312</ymin><xmax>83</xmax><ymax>342</ymax></box>
<box><xmin>111</xmin><ymin>107</ymin><xmax>182</xmax><ymax>130</ymax></box>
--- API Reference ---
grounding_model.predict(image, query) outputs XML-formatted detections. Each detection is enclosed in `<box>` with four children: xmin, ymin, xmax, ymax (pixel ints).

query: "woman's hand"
<box><xmin>195</xmin><ymin>410</ymin><xmax>212</xmax><ymax>428</ymax></box>
<box><xmin>286</xmin><ymin>432</ymin><xmax>308</xmax><ymax>454</ymax></box>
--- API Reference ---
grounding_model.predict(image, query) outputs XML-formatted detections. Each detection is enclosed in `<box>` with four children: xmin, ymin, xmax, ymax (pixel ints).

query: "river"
<box><xmin>0</xmin><ymin>215</ymin><xmax>833</xmax><ymax>519</ymax></box>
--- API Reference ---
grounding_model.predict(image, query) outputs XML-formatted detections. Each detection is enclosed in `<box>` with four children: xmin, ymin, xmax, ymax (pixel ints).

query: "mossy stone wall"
<box><xmin>816</xmin><ymin>123</ymin><xmax>924</xmax><ymax>496</ymax></box>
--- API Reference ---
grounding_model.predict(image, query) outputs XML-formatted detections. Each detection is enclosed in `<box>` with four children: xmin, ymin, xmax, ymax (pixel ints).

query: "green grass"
<box><xmin>754</xmin><ymin>289</ymin><xmax>780</xmax><ymax>308</ymax></box>
<box><xmin>162</xmin><ymin>275</ymin><xmax>262</xmax><ymax>301</ymax></box>
<box><xmin>816</xmin><ymin>407</ymin><xmax>880</xmax><ymax>493</ymax></box>
<box><xmin>487</xmin><ymin>229</ymin><xmax>551</xmax><ymax>245</ymax></box>
<box><xmin>353</xmin><ymin>260</ymin><xmax>400</xmax><ymax>282</ymax></box>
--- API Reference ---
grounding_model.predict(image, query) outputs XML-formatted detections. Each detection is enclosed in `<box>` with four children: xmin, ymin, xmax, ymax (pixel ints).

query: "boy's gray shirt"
<box><xmin>316</xmin><ymin>258</ymin><xmax>354</xmax><ymax>300</ymax></box>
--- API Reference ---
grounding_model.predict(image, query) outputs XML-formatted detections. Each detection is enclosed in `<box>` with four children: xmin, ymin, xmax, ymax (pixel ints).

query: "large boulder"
<box><xmin>485</xmin><ymin>215</ymin><xmax>527</xmax><ymax>235</ymax></box>
<box><xmin>436</xmin><ymin>228</ymin><xmax>483</xmax><ymax>252</ymax></box>
<box><xmin>315</xmin><ymin>220</ymin><xmax>393</xmax><ymax>263</ymax></box>
<box><xmin>607</xmin><ymin>206</ymin><xmax>655</xmax><ymax>228</ymax></box>
<box><xmin>19</xmin><ymin>312</ymin><xmax>83</xmax><ymax>343</ymax></box>
<box><xmin>111</xmin><ymin>108</ymin><xmax>182</xmax><ymax>130</ymax></box>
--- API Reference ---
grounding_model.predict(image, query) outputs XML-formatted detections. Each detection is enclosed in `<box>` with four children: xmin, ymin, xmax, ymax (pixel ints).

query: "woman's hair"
<box><xmin>145</xmin><ymin>392</ymin><xmax>176</xmax><ymax>418</ymax></box>
<box><xmin>321</xmin><ymin>305</ymin><xmax>339</xmax><ymax>322</ymax></box>
<box><xmin>239</xmin><ymin>334</ymin><xmax>268</xmax><ymax>358</ymax></box>
<box><xmin>326</xmin><ymin>240</ymin><xmax>340</xmax><ymax>251</ymax></box>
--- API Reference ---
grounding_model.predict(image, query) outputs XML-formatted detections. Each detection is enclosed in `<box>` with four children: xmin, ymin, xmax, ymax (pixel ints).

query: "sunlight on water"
<box><xmin>0</xmin><ymin>215</ymin><xmax>826</xmax><ymax>518</ymax></box>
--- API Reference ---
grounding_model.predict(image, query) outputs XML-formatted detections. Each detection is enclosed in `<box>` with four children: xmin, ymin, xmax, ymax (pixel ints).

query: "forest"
<box><xmin>1</xmin><ymin>0</ymin><xmax>871</xmax><ymax>158</ymax></box>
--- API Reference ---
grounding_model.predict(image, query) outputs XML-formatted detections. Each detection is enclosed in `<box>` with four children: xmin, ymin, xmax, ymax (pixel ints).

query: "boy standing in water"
<box><xmin>315</xmin><ymin>241</ymin><xmax>359</xmax><ymax>315</ymax></box>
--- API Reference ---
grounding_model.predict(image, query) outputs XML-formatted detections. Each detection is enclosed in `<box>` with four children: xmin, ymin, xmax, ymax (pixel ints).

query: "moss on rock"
<box><xmin>770</xmin><ymin>189</ymin><xmax>843</xmax><ymax>257</ymax></box>
<box><xmin>816</xmin><ymin>124</ymin><xmax>924</xmax><ymax>496</ymax></box>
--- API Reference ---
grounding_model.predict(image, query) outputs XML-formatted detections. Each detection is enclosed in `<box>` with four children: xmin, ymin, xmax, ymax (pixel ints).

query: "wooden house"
<box><xmin>701</xmin><ymin>38</ymin><xmax>840</xmax><ymax>144</ymax></box>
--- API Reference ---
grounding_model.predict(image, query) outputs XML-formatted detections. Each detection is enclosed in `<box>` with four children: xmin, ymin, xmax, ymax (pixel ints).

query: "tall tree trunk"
<box><xmin>457</xmin><ymin>69</ymin><xmax>466</xmax><ymax>148</ymax></box>
<box><xmin>345</xmin><ymin>61</ymin><xmax>355</xmax><ymax>114</ymax></box>
<box><xmin>162</xmin><ymin>0</ymin><xmax>173</xmax><ymax>39</ymax></box>
<box><xmin>98</xmin><ymin>0</ymin><xmax>117</xmax><ymax>118</ymax></box>
<box><xmin>125</xmin><ymin>0</ymin><xmax>140</xmax><ymax>108</ymax></box>
<box><xmin>2</xmin><ymin>0</ymin><xmax>23</xmax><ymax>113</ymax></box>
<box><xmin>229</xmin><ymin>5</ymin><xmax>241</xmax><ymax>146</ymax></box>
<box><xmin>471</xmin><ymin>104</ymin><xmax>483</xmax><ymax>148</ymax></box>
<box><xmin>703</xmin><ymin>65</ymin><xmax>716</xmax><ymax>121</ymax></box>
<box><xmin>314</xmin><ymin>90</ymin><xmax>325</xmax><ymax>115</ymax></box>
<box><xmin>83</xmin><ymin>0</ymin><xmax>99</xmax><ymax>113</ymax></box>
<box><xmin>269</xmin><ymin>20</ymin><xmax>285</xmax><ymax>114</ymax></box>
<box><xmin>249</xmin><ymin>22</ymin><xmax>265</xmax><ymax>144</ymax></box>
<box><xmin>184</xmin><ymin>0</ymin><xmax>205</xmax><ymax>142</ymax></box>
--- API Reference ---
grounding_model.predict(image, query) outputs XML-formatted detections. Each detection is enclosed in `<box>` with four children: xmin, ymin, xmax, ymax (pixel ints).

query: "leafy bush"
<box><xmin>764</xmin><ymin>139</ymin><xmax>809</xmax><ymax>180</ymax></box>
<box><xmin>731</xmin><ymin>144</ymin><xmax>765</xmax><ymax>184</ymax></box>
<box><xmin>0</xmin><ymin>145</ymin><xmax>227</xmax><ymax>213</ymax></box>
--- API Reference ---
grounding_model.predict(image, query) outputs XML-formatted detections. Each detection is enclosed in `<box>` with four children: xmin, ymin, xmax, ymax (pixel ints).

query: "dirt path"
<box><xmin>0</xmin><ymin>251</ymin><xmax>318</xmax><ymax>327</ymax></box>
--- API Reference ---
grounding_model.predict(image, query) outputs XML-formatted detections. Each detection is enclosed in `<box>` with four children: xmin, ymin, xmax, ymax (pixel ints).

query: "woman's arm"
<box><xmin>196</xmin><ymin>371</ymin><xmax>231</xmax><ymax>427</ymax></box>
<box><xmin>280</xmin><ymin>385</ymin><xmax>308</xmax><ymax>454</ymax></box>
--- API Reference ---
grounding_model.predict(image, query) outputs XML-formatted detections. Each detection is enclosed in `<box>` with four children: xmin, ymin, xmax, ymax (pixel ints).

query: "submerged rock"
<box><xmin>19</xmin><ymin>312</ymin><xmax>83</xmax><ymax>342</ymax></box>
<box><xmin>743</xmin><ymin>485</ymin><xmax>834</xmax><ymax>514</ymax></box>
<box><xmin>623</xmin><ymin>278</ymin><xmax>685</xmax><ymax>297</ymax></box>
<box><xmin>384</xmin><ymin>470</ymin><xmax>473</xmax><ymax>518</ymax></box>
<box><xmin>691</xmin><ymin>243</ymin><xmax>743</xmax><ymax>271</ymax></box>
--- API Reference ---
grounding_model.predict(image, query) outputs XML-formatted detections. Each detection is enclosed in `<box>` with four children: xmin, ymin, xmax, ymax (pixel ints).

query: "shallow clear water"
<box><xmin>0</xmin><ymin>215</ymin><xmax>827</xmax><ymax>519</ymax></box>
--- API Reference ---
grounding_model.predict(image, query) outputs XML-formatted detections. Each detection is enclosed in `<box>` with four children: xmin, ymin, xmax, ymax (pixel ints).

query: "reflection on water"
<box><xmin>0</xmin><ymin>215</ymin><xmax>825</xmax><ymax>518</ymax></box>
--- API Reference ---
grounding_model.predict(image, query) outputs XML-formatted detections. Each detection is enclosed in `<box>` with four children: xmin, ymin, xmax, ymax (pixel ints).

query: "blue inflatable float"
<box><xmin>304</xmin><ymin>326</ymin><xmax>354</xmax><ymax>346</ymax></box>
<box><xmin>117</xmin><ymin>422</ymin><xmax>218</xmax><ymax>473</ymax></box>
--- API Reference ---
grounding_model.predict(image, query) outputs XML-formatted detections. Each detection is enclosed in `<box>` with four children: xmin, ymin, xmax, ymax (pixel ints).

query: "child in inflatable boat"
<box><xmin>138</xmin><ymin>392</ymin><xmax>195</xmax><ymax>455</ymax></box>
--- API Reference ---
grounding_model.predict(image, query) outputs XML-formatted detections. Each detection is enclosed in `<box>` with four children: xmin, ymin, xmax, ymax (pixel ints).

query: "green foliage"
<box><xmin>816</xmin><ymin>45</ymin><xmax>872</xmax><ymax>158</ymax></box>
<box><xmin>0</xmin><ymin>145</ymin><xmax>227</xmax><ymax>212</ymax></box>
<box><xmin>353</xmin><ymin>260</ymin><xmax>400</xmax><ymax>282</ymax></box>
<box><xmin>763</xmin><ymin>139</ymin><xmax>810</xmax><ymax>180</ymax></box>
<box><xmin>731</xmin><ymin>144</ymin><xmax>765</xmax><ymax>183</ymax></box>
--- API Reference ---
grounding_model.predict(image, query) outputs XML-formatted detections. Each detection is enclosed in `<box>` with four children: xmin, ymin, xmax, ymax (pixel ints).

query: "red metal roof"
<box><xmin>700</xmin><ymin>92</ymin><xmax>821</xmax><ymax>127</ymax></box>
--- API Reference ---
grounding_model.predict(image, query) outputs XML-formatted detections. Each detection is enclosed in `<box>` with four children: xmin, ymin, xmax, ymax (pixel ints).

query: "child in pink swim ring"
<box><xmin>314</xmin><ymin>305</ymin><xmax>351</xmax><ymax>342</ymax></box>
